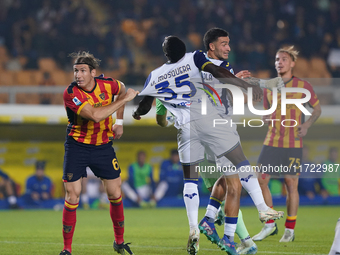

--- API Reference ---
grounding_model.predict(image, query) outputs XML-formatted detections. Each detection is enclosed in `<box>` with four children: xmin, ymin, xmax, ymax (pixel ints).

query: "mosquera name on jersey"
<box><xmin>63</xmin><ymin>76</ymin><xmax>121</xmax><ymax>145</ymax></box>
<box><xmin>139</xmin><ymin>50</ymin><xmax>222</xmax><ymax>128</ymax></box>
<box><xmin>263</xmin><ymin>76</ymin><xmax>319</xmax><ymax>148</ymax></box>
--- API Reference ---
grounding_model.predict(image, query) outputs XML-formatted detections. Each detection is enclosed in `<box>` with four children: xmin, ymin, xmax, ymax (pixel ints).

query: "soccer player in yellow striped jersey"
<box><xmin>60</xmin><ymin>51</ymin><xmax>138</xmax><ymax>255</ymax></box>
<box><xmin>253</xmin><ymin>46</ymin><xmax>321</xmax><ymax>243</ymax></box>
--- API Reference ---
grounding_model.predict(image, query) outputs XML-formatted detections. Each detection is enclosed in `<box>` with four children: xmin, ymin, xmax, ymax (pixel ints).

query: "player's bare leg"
<box><xmin>183</xmin><ymin>164</ymin><xmax>200</xmax><ymax>255</ymax></box>
<box><xmin>280</xmin><ymin>176</ymin><xmax>299</xmax><ymax>242</ymax></box>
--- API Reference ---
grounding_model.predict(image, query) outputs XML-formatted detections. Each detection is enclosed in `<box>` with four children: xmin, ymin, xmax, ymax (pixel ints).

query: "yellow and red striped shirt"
<box><xmin>263</xmin><ymin>76</ymin><xmax>319</xmax><ymax>148</ymax></box>
<box><xmin>63</xmin><ymin>76</ymin><xmax>121</xmax><ymax>145</ymax></box>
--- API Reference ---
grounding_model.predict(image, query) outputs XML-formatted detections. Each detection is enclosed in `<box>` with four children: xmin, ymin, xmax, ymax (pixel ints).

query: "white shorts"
<box><xmin>177</xmin><ymin>114</ymin><xmax>240</xmax><ymax>165</ymax></box>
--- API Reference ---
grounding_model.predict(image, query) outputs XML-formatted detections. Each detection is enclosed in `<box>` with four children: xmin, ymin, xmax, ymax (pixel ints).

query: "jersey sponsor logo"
<box><xmin>170</xmin><ymin>101</ymin><xmax>192</xmax><ymax>108</ymax></box>
<box><xmin>184</xmin><ymin>193</ymin><xmax>197</xmax><ymax>199</ymax></box>
<box><xmin>72</xmin><ymin>97</ymin><xmax>82</xmax><ymax>106</ymax></box>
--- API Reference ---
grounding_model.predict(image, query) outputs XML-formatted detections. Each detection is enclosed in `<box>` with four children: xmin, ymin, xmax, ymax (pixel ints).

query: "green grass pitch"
<box><xmin>0</xmin><ymin>206</ymin><xmax>337</xmax><ymax>254</ymax></box>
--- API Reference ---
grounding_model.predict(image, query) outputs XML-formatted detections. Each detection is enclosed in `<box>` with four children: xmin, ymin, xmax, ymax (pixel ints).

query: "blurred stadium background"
<box><xmin>0</xmin><ymin>0</ymin><xmax>339</xmax><ymax>206</ymax></box>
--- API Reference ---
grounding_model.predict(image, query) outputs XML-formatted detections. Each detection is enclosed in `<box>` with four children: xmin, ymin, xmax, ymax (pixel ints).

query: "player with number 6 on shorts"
<box><xmin>60</xmin><ymin>51</ymin><xmax>138</xmax><ymax>255</ymax></box>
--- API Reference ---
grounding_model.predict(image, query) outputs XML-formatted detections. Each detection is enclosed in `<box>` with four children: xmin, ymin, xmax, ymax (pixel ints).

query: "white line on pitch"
<box><xmin>0</xmin><ymin>240</ymin><xmax>328</xmax><ymax>255</ymax></box>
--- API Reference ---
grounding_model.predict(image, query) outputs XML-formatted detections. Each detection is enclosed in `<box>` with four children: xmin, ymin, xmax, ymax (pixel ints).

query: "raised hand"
<box><xmin>235</xmin><ymin>70</ymin><xmax>251</xmax><ymax>79</ymax></box>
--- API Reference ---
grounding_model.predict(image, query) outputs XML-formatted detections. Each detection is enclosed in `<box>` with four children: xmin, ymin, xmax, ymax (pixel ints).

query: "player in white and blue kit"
<box><xmin>133</xmin><ymin>36</ymin><xmax>264</xmax><ymax>255</ymax></box>
<box><xmin>198</xmin><ymin>28</ymin><xmax>283</xmax><ymax>254</ymax></box>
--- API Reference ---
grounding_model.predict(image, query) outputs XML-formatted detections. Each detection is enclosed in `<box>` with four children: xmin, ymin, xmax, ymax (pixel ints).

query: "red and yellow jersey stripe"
<box><xmin>263</xmin><ymin>76</ymin><xmax>319</xmax><ymax>148</ymax></box>
<box><xmin>63</xmin><ymin>76</ymin><xmax>121</xmax><ymax>145</ymax></box>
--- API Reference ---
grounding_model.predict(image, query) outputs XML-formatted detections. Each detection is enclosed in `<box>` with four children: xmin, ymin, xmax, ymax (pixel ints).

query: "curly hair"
<box><xmin>203</xmin><ymin>28</ymin><xmax>229</xmax><ymax>52</ymax></box>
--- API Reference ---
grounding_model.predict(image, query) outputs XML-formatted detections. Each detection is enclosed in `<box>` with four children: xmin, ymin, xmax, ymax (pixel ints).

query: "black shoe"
<box><xmin>113</xmin><ymin>241</ymin><xmax>133</xmax><ymax>254</ymax></box>
<box><xmin>59</xmin><ymin>250</ymin><xmax>71</xmax><ymax>255</ymax></box>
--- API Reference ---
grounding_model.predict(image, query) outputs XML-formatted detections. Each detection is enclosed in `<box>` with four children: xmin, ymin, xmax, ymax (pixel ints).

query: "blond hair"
<box><xmin>69</xmin><ymin>51</ymin><xmax>101</xmax><ymax>70</ymax></box>
<box><xmin>276</xmin><ymin>46</ymin><xmax>299</xmax><ymax>62</ymax></box>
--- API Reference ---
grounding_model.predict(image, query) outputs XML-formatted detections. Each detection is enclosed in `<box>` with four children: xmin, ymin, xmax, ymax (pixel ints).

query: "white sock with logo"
<box><xmin>183</xmin><ymin>182</ymin><xmax>199</xmax><ymax>231</ymax></box>
<box><xmin>238</xmin><ymin>167</ymin><xmax>269</xmax><ymax>212</ymax></box>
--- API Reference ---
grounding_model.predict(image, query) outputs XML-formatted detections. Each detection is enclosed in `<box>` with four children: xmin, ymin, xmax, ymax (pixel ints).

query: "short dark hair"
<box><xmin>36</xmin><ymin>161</ymin><xmax>46</xmax><ymax>170</ymax></box>
<box><xmin>162</xmin><ymin>36</ymin><xmax>186</xmax><ymax>63</ymax></box>
<box><xmin>69</xmin><ymin>51</ymin><xmax>101</xmax><ymax>71</ymax></box>
<box><xmin>137</xmin><ymin>150</ymin><xmax>146</xmax><ymax>157</ymax></box>
<box><xmin>203</xmin><ymin>28</ymin><xmax>229</xmax><ymax>52</ymax></box>
<box><xmin>170</xmin><ymin>149</ymin><xmax>178</xmax><ymax>156</ymax></box>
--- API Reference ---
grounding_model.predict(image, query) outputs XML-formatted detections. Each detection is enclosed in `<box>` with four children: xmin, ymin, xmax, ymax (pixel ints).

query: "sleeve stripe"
<box><xmin>312</xmin><ymin>100</ymin><xmax>320</xmax><ymax>108</ymax></box>
<box><xmin>76</xmin><ymin>101</ymin><xmax>88</xmax><ymax>115</ymax></box>
<box><xmin>201</xmin><ymin>61</ymin><xmax>213</xmax><ymax>71</ymax></box>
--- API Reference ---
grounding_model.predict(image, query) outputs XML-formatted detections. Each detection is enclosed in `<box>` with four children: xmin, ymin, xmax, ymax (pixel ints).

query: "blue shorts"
<box><xmin>257</xmin><ymin>145</ymin><xmax>301</xmax><ymax>176</ymax></box>
<box><xmin>63</xmin><ymin>137</ymin><xmax>121</xmax><ymax>182</ymax></box>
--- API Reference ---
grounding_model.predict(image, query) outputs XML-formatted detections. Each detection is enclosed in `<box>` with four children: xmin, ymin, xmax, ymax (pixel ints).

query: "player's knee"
<box><xmin>107</xmin><ymin>187</ymin><xmax>122</xmax><ymax>200</ymax></box>
<box><xmin>65</xmin><ymin>191</ymin><xmax>80</xmax><ymax>204</ymax></box>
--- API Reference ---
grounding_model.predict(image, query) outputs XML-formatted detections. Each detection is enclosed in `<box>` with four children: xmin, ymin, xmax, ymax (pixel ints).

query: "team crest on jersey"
<box><xmin>72</xmin><ymin>97</ymin><xmax>82</xmax><ymax>106</ymax></box>
<box><xmin>67</xmin><ymin>173</ymin><xmax>73</xmax><ymax>181</ymax></box>
<box><xmin>63</xmin><ymin>225</ymin><xmax>72</xmax><ymax>233</ymax></box>
<box><xmin>99</xmin><ymin>93</ymin><xmax>105</xmax><ymax>100</ymax></box>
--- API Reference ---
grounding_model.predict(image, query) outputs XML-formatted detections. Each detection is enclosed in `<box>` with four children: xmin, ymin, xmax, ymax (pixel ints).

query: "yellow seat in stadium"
<box><xmin>0</xmin><ymin>71</ymin><xmax>15</xmax><ymax>86</ymax></box>
<box><xmin>15</xmin><ymin>71</ymin><xmax>34</xmax><ymax>85</ymax></box>
<box><xmin>294</xmin><ymin>57</ymin><xmax>309</xmax><ymax>78</ymax></box>
<box><xmin>309</xmin><ymin>57</ymin><xmax>332</xmax><ymax>79</ymax></box>
<box><xmin>38</xmin><ymin>58</ymin><xmax>58</xmax><ymax>72</ymax></box>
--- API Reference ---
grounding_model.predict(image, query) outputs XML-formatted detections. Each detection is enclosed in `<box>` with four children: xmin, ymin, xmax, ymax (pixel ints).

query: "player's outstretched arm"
<box><xmin>204</xmin><ymin>63</ymin><xmax>263</xmax><ymax>101</ymax></box>
<box><xmin>112</xmin><ymin>81</ymin><xmax>126</xmax><ymax>139</ymax></box>
<box><xmin>114</xmin><ymin>81</ymin><xmax>127</xmax><ymax>120</ymax></box>
<box><xmin>80</xmin><ymin>88</ymin><xmax>139</xmax><ymax>123</ymax></box>
<box><xmin>244</xmin><ymin>77</ymin><xmax>285</xmax><ymax>91</ymax></box>
<box><xmin>132</xmin><ymin>96</ymin><xmax>154</xmax><ymax>120</ymax></box>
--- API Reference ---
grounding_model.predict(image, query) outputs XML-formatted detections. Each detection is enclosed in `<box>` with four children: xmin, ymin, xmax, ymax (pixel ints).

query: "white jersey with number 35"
<box><xmin>139</xmin><ymin>51</ymin><xmax>219</xmax><ymax>128</ymax></box>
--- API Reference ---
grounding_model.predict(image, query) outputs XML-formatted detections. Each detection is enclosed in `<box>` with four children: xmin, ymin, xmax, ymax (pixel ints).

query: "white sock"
<box><xmin>329</xmin><ymin>218</ymin><xmax>340</xmax><ymax>254</ymax></box>
<box><xmin>206</xmin><ymin>204</ymin><xmax>218</xmax><ymax>220</ymax></box>
<box><xmin>238</xmin><ymin>168</ymin><xmax>269</xmax><ymax>212</ymax></box>
<box><xmin>8</xmin><ymin>195</ymin><xmax>17</xmax><ymax>205</ymax></box>
<box><xmin>183</xmin><ymin>182</ymin><xmax>199</xmax><ymax>231</ymax></box>
<box><xmin>285</xmin><ymin>228</ymin><xmax>295</xmax><ymax>234</ymax></box>
<box><xmin>224</xmin><ymin>222</ymin><xmax>237</xmax><ymax>242</ymax></box>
